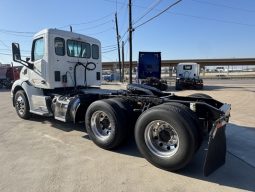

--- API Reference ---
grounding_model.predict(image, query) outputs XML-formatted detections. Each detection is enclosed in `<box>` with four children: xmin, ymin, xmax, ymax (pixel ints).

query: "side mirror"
<box><xmin>12</xmin><ymin>43</ymin><xmax>21</xmax><ymax>61</ymax></box>
<box><xmin>26</xmin><ymin>57</ymin><xmax>30</xmax><ymax>62</ymax></box>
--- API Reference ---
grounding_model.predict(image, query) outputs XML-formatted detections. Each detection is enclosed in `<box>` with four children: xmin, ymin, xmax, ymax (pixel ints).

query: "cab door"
<box><xmin>29</xmin><ymin>36</ymin><xmax>47</xmax><ymax>88</ymax></box>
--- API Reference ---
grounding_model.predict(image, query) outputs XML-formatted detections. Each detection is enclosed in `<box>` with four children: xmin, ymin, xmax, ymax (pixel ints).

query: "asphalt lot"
<box><xmin>0</xmin><ymin>79</ymin><xmax>255</xmax><ymax>192</ymax></box>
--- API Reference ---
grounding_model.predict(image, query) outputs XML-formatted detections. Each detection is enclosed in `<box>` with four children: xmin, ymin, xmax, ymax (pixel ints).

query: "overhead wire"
<box><xmin>102</xmin><ymin>48</ymin><xmax>118</xmax><ymax>53</ymax></box>
<box><xmin>190</xmin><ymin>0</ymin><xmax>255</xmax><ymax>13</ymax></box>
<box><xmin>102</xmin><ymin>44</ymin><xmax>117</xmax><ymax>48</ymax></box>
<box><xmin>58</xmin><ymin>12</ymin><xmax>114</xmax><ymax>28</ymax></box>
<box><xmin>168</xmin><ymin>11</ymin><xmax>255</xmax><ymax>27</ymax></box>
<box><xmin>87</xmin><ymin>27</ymin><xmax>114</xmax><ymax>36</ymax></box>
<box><xmin>0</xmin><ymin>29</ymin><xmax>34</xmax><ymax>34</ymax></box>
<box><xmin>74</xmin><ymin>20</ymin><xmax>113</xmax><ymax>31</ymax></box>
<box><xmin>133</xmin><ymin>0</ymin><xmax>163</xmax><ymax>25</ymax></box>
<box><xmin>0</xmin><ymin>40</ymin><xmax>10</xmax><ymax>49</ymax></box>
<box><xmin>134</xmin><ymin>0</ymin><xmax>182</xmax><ymax>30</ymax></box>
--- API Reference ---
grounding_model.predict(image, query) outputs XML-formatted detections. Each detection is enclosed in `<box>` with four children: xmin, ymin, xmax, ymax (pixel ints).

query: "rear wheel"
<box><xmin>85</xmin><ymin>100</ymin><xmax>128</xmax><ymax>149</ymax></box>
<box><xmin>135</xmin><ymin>105</ymin><xmax>197</xmax><ymax>171</ymax></box>
<box><xmin>14</xmin><ymin>90</ymin><xmax>31</xmax><ymax>119</ymax></box>
<box><xmin>157</xmin><ymin>102</ymin><xmax>202</xmax><ymax>150</ymax></box>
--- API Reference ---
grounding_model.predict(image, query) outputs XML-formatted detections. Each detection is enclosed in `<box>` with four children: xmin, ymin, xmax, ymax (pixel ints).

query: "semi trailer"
<box><xmin>11</xmin><ymin>28</ymin><xmax>231</xmax><ymax>176</ymax></box>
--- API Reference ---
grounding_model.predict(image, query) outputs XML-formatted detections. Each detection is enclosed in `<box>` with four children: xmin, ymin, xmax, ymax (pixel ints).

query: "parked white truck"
<box><xmin>11</xmin><ymin>28</ymin><xmax>230</xmax><ymax>176</ymax></box>
<box><xmin>176</xmin><ymin>63</ymin><xmax>203</xmax><ymax>90</ymax></box>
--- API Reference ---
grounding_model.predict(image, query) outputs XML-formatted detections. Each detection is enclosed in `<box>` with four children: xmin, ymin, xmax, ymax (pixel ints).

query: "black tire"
<box><xmin>135</xmin><ymin>105</ymin><xmax>197</xmax><ymax>171</ymax></box>
<box><xmin>160</xmin><ymin>83</ymin><xmax>168</xmax><ymax>91</ymax></box>
<box><xmin>85</xmin><ymin>100</ymin><xmax>128</xmax><ymax>149</ymax></box>
<box><xmin>105</xmin><ymin>98</ymin><xmax>139</xmax><ymax>130</ymax></box>
<box><xmin>14</xmin><ymin>90</ymin><xmax>31</xmax><ymax>119</ymax></box>
<box><xmin>156</xmin><ymin>102</ymin><xmax>203</xmax><ymax>151</ymax></box>
<box><xmin>188</xmin><ymin>93</ymin><xmax>212</xmax><ymax>99</ymax></box>
<box><xmin>175</xmin><ymin>82</ymin><xmax>182</xmax><ymax>91</ymax></box>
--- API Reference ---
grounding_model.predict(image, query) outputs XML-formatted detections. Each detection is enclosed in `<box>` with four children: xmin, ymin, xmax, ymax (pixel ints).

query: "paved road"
<box><xmin>0</xmin><ymin>79</ymin><xmax>255</xmax><ymax>192</ymax></box>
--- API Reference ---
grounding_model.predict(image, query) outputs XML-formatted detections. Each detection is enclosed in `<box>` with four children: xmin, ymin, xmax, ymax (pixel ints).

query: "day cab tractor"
<box><xmin>11</xmin><ymin>28</ymin><xmax>231</xmax><ymax>176</ymax></box>
<box><xmin>176</xmin><ymin>63</ymin><xmax>203</xmax><ymax>90</ymax></box>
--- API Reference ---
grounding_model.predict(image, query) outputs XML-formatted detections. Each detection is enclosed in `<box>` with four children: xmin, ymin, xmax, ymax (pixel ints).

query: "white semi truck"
<box><xmin>176</xmin><ymin>63</ymin><xmax>203</xmax><ymax>90</ymax></box>
<box><xmin>11</xmin><ymin>28</ymin><xmax>231</xmax><ymax>176</ymax></box>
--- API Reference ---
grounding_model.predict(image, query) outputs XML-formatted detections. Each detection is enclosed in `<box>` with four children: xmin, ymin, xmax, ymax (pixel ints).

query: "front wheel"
<box><xmin>135</xmin><ymin>105</ymin><xmax>197</xmax><ymax>171</ymax></box>
<box><xmin>14</xmin><ymin>90</ymin><xmax>31</xmax><ymax>119</ymax></box>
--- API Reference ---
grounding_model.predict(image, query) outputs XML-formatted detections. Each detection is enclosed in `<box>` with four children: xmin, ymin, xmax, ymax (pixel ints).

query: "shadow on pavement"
<box><xmin>177</xmin><ymin>123</ymin><xmax>255</xmax><ymax>191</ymax></box>
<box><xmin>0</xmin><ymin>88</ymin><xmax>11</xmax><ymax>92</ymax></box>
<box><xmin>32</xmin><ymin>115</ymin><xmax>255</xmax><ymax>191</ymax></box>
<box><xmin>29</xmin><ymin>115</ymin><xmax>85</xmax><ymax>132</ymax></box>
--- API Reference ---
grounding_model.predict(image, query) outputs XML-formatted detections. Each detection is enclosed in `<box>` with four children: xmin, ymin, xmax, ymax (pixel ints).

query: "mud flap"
<box><xmin>203</xmin><ymin>125</ymin><xmax>226</xmax><ymax>176</ymax></box>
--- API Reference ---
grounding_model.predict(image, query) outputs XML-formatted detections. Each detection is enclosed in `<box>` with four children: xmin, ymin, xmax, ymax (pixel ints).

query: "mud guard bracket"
<box><xmin>203</xmin><ymin>103</ymin><xmax>230</xmax><ymax>176</ymax></box>
<box><xmin>204</xmin><ymin>125</ymin><xmax>226</xmax><ymax>176</ymax></box>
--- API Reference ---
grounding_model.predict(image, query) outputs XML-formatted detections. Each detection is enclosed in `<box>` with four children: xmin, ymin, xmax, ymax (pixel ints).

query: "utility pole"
<box><xmin>128</xmin><ymin>0</ymin><xmax>133</xmax><ymax>84</ymax></box>
<box><xmin>115</xmin><ymin>13</ymin><xmax>121</xmax><ymax>81</ymax></box>
<box><xmin>121</xmin><ymin>41</ymin><xmax>125</xmax><ymax>82</ymax></box>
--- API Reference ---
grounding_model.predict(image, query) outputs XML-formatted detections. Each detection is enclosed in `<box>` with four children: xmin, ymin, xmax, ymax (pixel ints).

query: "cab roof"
<box><xmin>33</xmin><ymin>28</ymin><xmax>101</xmax><ymax>45</ymax></box>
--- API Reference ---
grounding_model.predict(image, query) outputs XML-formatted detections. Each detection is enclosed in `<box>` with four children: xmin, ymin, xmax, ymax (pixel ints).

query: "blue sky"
<box><xmin>0</xmin><ymin>0</ymin><xmax>255</xmax><ymax>64</ymax></box>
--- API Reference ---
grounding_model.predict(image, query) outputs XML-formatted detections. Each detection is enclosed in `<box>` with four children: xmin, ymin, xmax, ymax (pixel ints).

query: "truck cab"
<box><xmin>11</xmin><ymin>29</ymin><xmax>102</xmax><ymax>117</ymax></box>
<box><xmin>175</xmin><ymin>62</ymin><xmax>203</xmax><ymax>90</ymax></box>
<box><xmin>18</xmin><ymin>28</ymin><xmax>101</xmax><ymax>89</ymax></box>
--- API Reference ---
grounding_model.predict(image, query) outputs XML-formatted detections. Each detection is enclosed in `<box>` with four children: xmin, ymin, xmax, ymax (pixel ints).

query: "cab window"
<box><xmin>32</xmin><ymin>38</ymin><xmax>44</xmax><ymax>61</ymax></box>
<box><xmin>67</xmin><ymin>40</ymin><xmax>91</xmax><ymax>58</ymax></box>
<box><xmin>55</xmin><ymin>37</ymin><xmax>65</xmax><ymax>56</ymax></box>
<box><xmin>183</xmin><ymin>65</ymin><xmax>192</xmax><ymax>70</ymax></box>
<box><xmin>92</xmin><ymin>44</ymin><xmax>99</xmax><ymax>59</ymax></box>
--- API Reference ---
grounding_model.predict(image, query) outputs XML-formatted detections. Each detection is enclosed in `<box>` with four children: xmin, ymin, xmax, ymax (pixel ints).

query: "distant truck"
<box><xmin>175</xmin><ymin>63</ymin><xmax>203</xmax><ymax>90</ymax></box>
<box><xmin>0</xmin><ymin>64</ymin><xmax>20</xmax><ymax>88</ymax></box>
<box><xmin>137</xmin><ymin>52</ymin><xmax>167</xmax><ymax>91</ymax></box>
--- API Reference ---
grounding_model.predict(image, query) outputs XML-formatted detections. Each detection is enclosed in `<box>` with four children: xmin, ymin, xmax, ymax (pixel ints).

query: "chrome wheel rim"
<box><xmin>16</xmin><ymin>95</ymin><xmax>25</xmax><ymax>115</ymax></box>
<box><xmin>91</xmin><ymin>111</ymin><xmax>114</xmax><ymax>141</ymax></box>
<box><xmin>144</xmin><ymin>120</ymin><xmax>179</xmax><ymax>158</ymax></box>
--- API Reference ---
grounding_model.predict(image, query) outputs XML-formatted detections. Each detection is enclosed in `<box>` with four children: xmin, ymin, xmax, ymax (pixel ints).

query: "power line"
<box><xmin>134</xmin><ymin>0</ymin><xmax>163</xmax><ymax>25</ymax></box>
<box><xmin>120</xmin><ymin>30</ymin><xmax>128</xmax><ymax>42</ymax></box>
<box><xmin>134</xmin><ymin>0</ymin><xmax>182</xmax><ymax>30</ymax></box>
<box><xmin>130</xmin><ymin>0</ymin><xmax>255</xmax><ymax>29</ymax></box>
<box><xmin>0</xmin><ymin>31</ymin><xmax>32</xmax><ymax>38</ymax></box>
<box><xmin>102</xmin><ymin>46</ymin><xmax>117</xmax><ymax>51</ymax></box>
<box><xmin>0</xmin><ymin>52</ymin><xmax>12</xmax><ymax>56</ymax></box>
<box><xmin>0</xmin><ymin>52</ymin><xmax>29</xmax><ymax>57</ymax></box>
<box><xmin>102</xmin><ymin>48</ymin><xmax>118</xmax><ymax>53</ymax></box>
<box><xmin>103</xmin><ymin>0</ymin><xmax>126</xmax><ymax>5</ymax></box>
<box><xmin>0</xmin><ymin>40</ymin><xmax>10</xmax><ymax>49</ymax></box>
<box><xmin>191</xmin><ymin>0</ymin><xmax>255</xmax><ymax>13</ymax></box>
<box><xmin>102</xmin><ymin>44</ymin><xmax>117</xmax><ymax>48</ymax></box>
<box><xmin>168</xmin><ymin>11</ymin><xmax>255</xmax><ymax>27</ymax></box>
<box><xmin>58</xmin><ymin>12</ymin><xmax>114</xmax><ymax>28</ymax></box>
<box><xmin>0</xmin><ymin>48</ymin><xmax>30</xmax><ymax>52</ymax></box>
<box><xmin>87</xmin><ymin>27</ymin><xmax>114</xmax><ymax>36</ymax></box>
<box><xmin>75</xmin><ymin>20</ymin><xmax>113</xmax><ymax>31</ymax></box>
<box><xmin>102</xmin><ymin>54</ymin><xmax>115</xmax><ymax>61</ymax></box>
<box><xmin>0</xmin><ymin>29</ymin><xmax>34</xmax><ymax>34</ymax></box>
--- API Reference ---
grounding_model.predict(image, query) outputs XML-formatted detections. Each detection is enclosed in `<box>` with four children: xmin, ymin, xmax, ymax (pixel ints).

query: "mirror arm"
<box><xmin>18</xmin><ymin>59</ymin><xmax>34</xmax><ymax>70</ymax></box>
